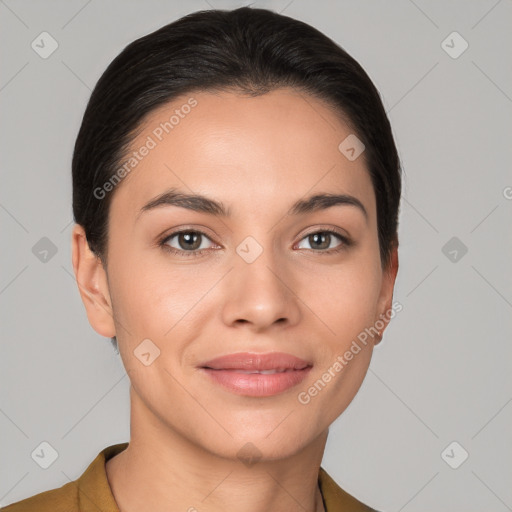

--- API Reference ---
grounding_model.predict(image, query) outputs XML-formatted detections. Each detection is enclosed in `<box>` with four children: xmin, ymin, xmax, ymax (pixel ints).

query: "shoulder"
<box><xmin>1</xmin><ymin>481</ymin><xmax>78</xmax><ymax>512</ymax></box>
<box><xmin>1</xmin><ymin>443</ymin><xmax>128</xmax><ymax>512</ymax></box>
<box><xmin>318</xmin><ymin>466</ymin><xmax>381</xmax><ymax>512</ymax></box>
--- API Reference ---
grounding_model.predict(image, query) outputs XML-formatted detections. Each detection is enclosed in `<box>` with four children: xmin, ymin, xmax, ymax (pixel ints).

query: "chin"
<box><xmin>202</xmin><ymin>426</ymin><xmax>316</xmax><ymax>464</ymax></box>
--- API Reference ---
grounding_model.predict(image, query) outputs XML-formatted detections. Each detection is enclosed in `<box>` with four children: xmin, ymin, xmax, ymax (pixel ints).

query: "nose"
<box><xmin>220</xmin><ymin>244</ymin><xmax>301</xmax><ymax>332</ymax></box>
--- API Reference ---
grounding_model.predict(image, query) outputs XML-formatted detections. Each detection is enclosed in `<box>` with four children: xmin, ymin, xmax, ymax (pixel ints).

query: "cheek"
<box><xmin>302</xmin><ymin>257</ymin><xmax>382</xmax><ymax>344</ymax></box>
<box><xmin>109</xmin><ymin>236</ymin><xmax>167</xmax><ymax>313</ymax></box>
<box><xmin>108</xmin><ymin>250</ymin><xmax>218</xmax><ymax>345</ymax></box>
<box><xmin>298</xmin><ymin>260</ymin><xmax>381</xmax><ymax>421</ymax></box>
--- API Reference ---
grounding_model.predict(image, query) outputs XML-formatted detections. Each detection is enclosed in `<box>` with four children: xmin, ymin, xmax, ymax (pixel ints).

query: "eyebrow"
<box><xmin>137</xmin><ymin>188</ymin><xmax>368</xmax><ymax>222</ymax></box>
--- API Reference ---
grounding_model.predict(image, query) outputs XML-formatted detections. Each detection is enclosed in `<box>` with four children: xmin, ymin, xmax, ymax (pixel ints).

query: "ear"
<box><xmin>374</xmin><ymin>241</ymin><xmax>399</xmax><ymax>345</ymax></box>
<box><xmin>71</xmin><ymin>224</ymin><xmax>116</xmax><ymax>338</ymax></box>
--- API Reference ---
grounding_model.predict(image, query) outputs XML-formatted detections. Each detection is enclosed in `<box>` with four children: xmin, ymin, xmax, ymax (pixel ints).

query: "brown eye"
<box><xmin>161</xmin><ymin>230</ymin><xmax>215</xmax><ymax>255</ymax></box>
<box><xmin>176</xmin><ymin>232</ymin><xmax>202</xmax><ymax>250</ymax></box>
<box><xmin>308</xmin><ymin>232</ymin><xmax>332</xmax><ymax>250</ymax></box>
<box><xmin>296</xmin><ymin>230</ymin><xmax>351</xmax><ymax>253</ymax></box>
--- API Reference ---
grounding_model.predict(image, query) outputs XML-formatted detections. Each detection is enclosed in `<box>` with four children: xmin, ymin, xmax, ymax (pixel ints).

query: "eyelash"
<box><xmin>158</xmin><ymin>228</ymin><xmax>352</xmax><ymax>258</ymax></box>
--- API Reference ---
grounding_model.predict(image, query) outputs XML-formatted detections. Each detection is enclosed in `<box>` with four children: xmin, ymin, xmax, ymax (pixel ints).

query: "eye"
<box><xmin>296</xmin><ymin>229</ymin><xmax>351</xmax><ymax>254</ymax></box>
<box><xmin>160</xmin><ymin>230</ymin><xmax>216</xmax><ymax>257</ymax></box>
<box><xmin>159</xmin><ymin>228</ymin><xmax>352</xmax><ymax>258</ymax></box>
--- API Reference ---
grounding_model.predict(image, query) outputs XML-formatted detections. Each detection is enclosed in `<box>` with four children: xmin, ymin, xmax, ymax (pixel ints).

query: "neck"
<box><xmin>106</xmin><ymin>386</ymin><xmax>328</xmax><ymax>512</ymax></box>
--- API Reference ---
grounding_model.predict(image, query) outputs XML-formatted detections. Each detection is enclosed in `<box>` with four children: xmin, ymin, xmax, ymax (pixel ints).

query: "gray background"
<box><xmin>1</xmin><ymin>1</ymin><xmax>511</xmax><ymax>511</ymax></box>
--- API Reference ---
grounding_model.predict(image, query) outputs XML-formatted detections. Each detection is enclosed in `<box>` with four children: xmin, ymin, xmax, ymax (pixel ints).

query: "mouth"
<box><xmin>198</xmin><ymin>352</ymin><xmax>312</xmax><ymax>397</ymax></box>
<box><xmin>207</xmin><ymin>368</ymin><xmax>302</xmax><ymax>374</ymax></box>
<box><xmin>199</xmin><ymin>351</ymin><xmax>311</xmax><ymax>371</ymax></box>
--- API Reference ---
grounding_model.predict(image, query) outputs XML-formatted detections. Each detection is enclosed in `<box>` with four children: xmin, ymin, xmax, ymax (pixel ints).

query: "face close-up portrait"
<box><xmin>1</xmin><ymin>2</ymin><xmax>510</xmax><ymax>512</ymax></box>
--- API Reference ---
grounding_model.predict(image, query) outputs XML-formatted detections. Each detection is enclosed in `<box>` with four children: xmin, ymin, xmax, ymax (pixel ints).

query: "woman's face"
<box><xmin>76</xmin><ymin>88</ymin><xmax>398</xmax><ymax>460</ymax></box>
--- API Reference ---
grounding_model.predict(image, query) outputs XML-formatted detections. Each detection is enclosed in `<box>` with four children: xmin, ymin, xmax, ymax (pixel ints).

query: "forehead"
<box><xmin>109</xmin><ymin>88</ymin><xmax>375</xmax><ymax>223</ymax></box>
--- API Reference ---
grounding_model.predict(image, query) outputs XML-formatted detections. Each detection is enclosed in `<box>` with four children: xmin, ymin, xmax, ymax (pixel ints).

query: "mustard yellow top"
<box><xmin>1</xmin><ymin>443</ymin><xmax>377</xmax><ymax>511</ymax></box>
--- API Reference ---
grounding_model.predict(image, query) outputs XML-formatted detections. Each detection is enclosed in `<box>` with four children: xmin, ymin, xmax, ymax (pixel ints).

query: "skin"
<box><xmin>72</xmin><ymin>88</ymin><xmax>398</xmax><ymax>512</ymax></box>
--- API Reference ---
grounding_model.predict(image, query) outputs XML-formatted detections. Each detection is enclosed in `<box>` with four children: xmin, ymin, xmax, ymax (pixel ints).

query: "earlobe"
<box><xmin>71</xmin><ymin>224</ymin><xmax>116</xmax><ymax>338</ymax></box>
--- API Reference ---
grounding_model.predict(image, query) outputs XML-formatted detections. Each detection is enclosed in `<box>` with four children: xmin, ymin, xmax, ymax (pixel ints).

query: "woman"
<box><xmin>2</xmin><ymin>6</ymin><xmax>400</xmax><ymax>512</ymax></box>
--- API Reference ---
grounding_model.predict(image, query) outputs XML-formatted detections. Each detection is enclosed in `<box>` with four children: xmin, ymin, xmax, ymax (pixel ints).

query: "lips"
<box><xmin>200</xmin><ymin>352</ymin><xmax>311</xmax><ymax>372</ymax></box>
<box><xmin>198</xmin><ymin>352</ymin><xmax>313</xmax><ymax>397</ymax></box>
